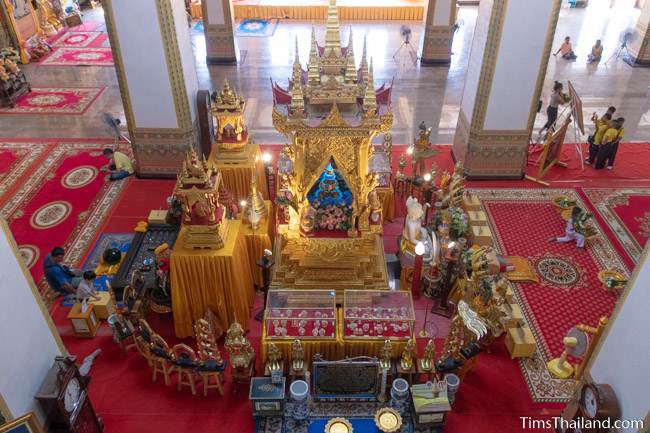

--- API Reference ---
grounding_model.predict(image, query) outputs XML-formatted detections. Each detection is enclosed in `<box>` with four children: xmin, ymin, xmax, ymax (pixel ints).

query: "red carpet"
<box><xmin>474</xmin><ymin>188</ymin><xmax>628</xmax><ymax>402</ymax></box>
<box><xmin>40</xmin><ymin>47</ymin><xmax>114</xmax><ymax>66</ymax></box>
<box><xmin>50</xmin><ymin>31</ymin><xmax>107</xmax><ymax>48</ymax></box>
<box><xmin>0</xmin><ymin>138</ymin><xmax>129</xmax><ymax>292</ymax></box>
<box><xmin>0</xmin><ymin>87</ymin><xmax>105</xmax><ymax>115</ymax></box>
<box><xmin>580</xmin><ymin>188</ymin><xmax>650</xmax><ymax>265</ymax></box>
<box><xmin>36</xmin><ymin>142</ymin><xmax>650</xmax><ymax>432</ymax></box>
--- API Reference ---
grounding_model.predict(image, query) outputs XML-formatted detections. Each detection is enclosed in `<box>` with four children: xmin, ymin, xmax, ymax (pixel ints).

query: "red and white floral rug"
<box><xmin>51</xmin><ymin>31</ymin><xmax>105</xmax><ymax>47</ymax></box>
<box><xmin>0</xmin><ymin>87</ymin><xmax>105</xmax><ymax>115</ymax></box>
<box><xmin>40</xmin><ymin>47</ymin><xmax>114</xmax><ymax>66</ymax></box>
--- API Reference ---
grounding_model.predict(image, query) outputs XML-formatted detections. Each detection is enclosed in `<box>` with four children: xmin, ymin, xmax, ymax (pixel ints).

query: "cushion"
<box><xmin>198</xmin><ymin>359</ymin><xmax>227</xmax><ymax>372</ymax></box>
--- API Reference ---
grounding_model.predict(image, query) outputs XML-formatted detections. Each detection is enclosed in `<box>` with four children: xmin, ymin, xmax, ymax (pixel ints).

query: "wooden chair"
<box><xmin>194</xmin><ymin>318</ymin><xmax>226</xmax><ymax>396</ymax></box>
<box><xmin>150</xmin><ymin>334</ymin><xmax>173</xmax><ymax>386</ymax></box>
<box><xmin>172</xmin><ymin>344</ymin><xmax>200</xmax><ymax>395</ymax></box>
<box><xmin>134</xmin><ymin>319</ymin><xmax>155</xmax><ymax>367</ymax></box>
<box><xmin>107</xmin><ymin>311</ymin><xmax>136</xmax><ymax>353</ymax></box>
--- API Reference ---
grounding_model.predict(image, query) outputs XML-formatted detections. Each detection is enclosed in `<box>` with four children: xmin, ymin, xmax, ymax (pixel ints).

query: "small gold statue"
<box><xmin>224</xmin><ymin>322</ymin><xmax>255</xmax><ymax>369</ymax></box>
<box><xmin>400</xmin><ymin>338</ymin><xmax>415</xmax><ymax>371</ymax></box>
<box><xmin>291</xmin><ymin>339</ymin><xmax>304</xmax><ymax>371</ymax></box>
<box><xmin>420</xmin><ymin>339</ymin><xmax>436</xmax><ymax>371</ymax></box>
<box><xmin>379</xmin><ymin>339</ymin><xmax>392</xmax><ymax>370</ymax></box>
<box><xmin>267</xmin><ymin>343</ymin><xmax>283</xmax><ymax>373</ymax></box>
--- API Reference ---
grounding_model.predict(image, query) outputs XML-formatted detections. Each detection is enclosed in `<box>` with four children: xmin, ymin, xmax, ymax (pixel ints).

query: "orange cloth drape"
<box><xmin>212</xmin><ymin>144</ymin><xmax>269</xmax><ymax>201</ymax></box>
<box><xmin>240</xmin><ymin>201</ymin><xmax>275</xmax><ymax>288</ymax></box>
<box><xmin>376</xmin><ymin>185</ymin><xmax>395</xmax><ymax>222</ymax></box>
<box><xmin>170</xmin><ymin>221</ymin><xmax>254</xmax><ymax>338</ymax></box>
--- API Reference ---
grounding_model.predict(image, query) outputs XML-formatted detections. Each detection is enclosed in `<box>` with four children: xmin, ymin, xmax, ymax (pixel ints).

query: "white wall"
<box><xmin>484</xmin><ymin>0</ymin><xmax>553</xmax><ymax>130</ymax></box>
<box><xmin>433</xmin><ymin>0</ymin><xmax>452</xmax><ymax>26</ymax></box>
<box><xmin>0</xmin><ymin>224</ymin><xmax>63</xmax><ymax>423</ymax></box>
<box><xmin>590</xmin><ymin>249</ymin><xmax>650</xmax><ymax>433</ymax></box>
<box><xmin>459</xmin><ymin>0</ymin><xmax>492</xmax><ymax>121</ymax></box>
<box><xmin>111</xmin><ymin>0</ymin><xmax>178</xmax><ymax>128</ymax></box>
<box><xmin>172</xmin><ymin>0</ymin><xmax>199</xmax><ymax>121</ymax></box>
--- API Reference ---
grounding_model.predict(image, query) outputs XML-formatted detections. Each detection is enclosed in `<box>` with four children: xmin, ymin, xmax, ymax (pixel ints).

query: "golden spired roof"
<box><xmin>324</xmin><ymin>0</ymin><xmax>342</xmax><ymax>57</ymax></box>
<box><xmin>214</xmin><ymin>78</ymin><xmax>243</xmax><ymax>111</ymax></box>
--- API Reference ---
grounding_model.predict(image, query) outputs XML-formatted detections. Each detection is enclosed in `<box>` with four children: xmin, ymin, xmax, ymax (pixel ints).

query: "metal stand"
<box><xmin>604</xmin><ymin>42</ymin><xmax>630</xmax><ymax>66</ymax></box>
<box><xmin>393</xmin><ymin>39</ymin><xmax>419</xmax><ymax>65</ymax></box>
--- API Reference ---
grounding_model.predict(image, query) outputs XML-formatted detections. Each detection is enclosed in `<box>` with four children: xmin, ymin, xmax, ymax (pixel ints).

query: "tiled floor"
<box><xmin>3</xmin><ymin>0</ymin><xmax>650</xmax><ymax>146</ymax></box>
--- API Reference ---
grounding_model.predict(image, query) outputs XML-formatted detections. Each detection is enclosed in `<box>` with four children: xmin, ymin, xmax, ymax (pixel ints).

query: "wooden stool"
<box><xmin>231</xmin><ymin>360</ymin><xmax>255</xmax><ymax>393</ymax></box>
<box><xmin>197</xmin><ymin>360</ymin><xmax>226</xmax><ymax>396</ymax></box>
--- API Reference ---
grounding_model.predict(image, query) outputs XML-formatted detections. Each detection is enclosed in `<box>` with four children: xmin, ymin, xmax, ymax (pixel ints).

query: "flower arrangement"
<box><xmin>275</xmin><ymin>189</ymin><xmax>298</xmax><ymax>212</ymax></box>
<box><xmin>573</xmin><ymin>211</ymin><xmax>595</xmax><ymax>237</ymax></box>
<box><xmin>449</xmin><ymin>207</ymin><xmax>469</xmax><ymax>238</ymax></box>
<box><xmin>315</xmin><ymin>203</ymin><xmax>352</xmax><ymax>231</ymax></box>
<box><xmin>552</xmin><ymin>195</ymin><xmax>577</xmax><ymax>210</ymax></box>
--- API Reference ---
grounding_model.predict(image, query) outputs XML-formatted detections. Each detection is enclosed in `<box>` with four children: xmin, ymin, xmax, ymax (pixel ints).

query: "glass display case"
<box><xmin>343</xmin><ymin>290</ymin><xmax>415</xmax><ymax>339</ymax></box>
<box><xmin>265</xmin><ymin>289</ymin><xmax>337</xmax><ymax>339</ymax></box>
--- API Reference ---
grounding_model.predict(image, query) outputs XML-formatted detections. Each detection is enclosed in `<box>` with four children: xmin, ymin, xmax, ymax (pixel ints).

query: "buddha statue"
<box><xmin>379</xmin><ymin>339</ymin><xmax>392</xmax><ymax>370</ymax></box>
<box><xmin>399</xmin><ymin>196</ymin><xmax>436</xmax><ymax>266</ymax></box>
<box><xmin>368</xmin><ymin>189</ymin><xmax>382</xmax><ymax>227</ymax></box>
<box><xmin>267</xmin><ymin>343</ymin><xmax>282</xmax><ymax>373</ymax></box>
<box><xmin>224</xmin><ymin>322</ymin><xmax>255</xmax><ymax>369</ymax></box>
<box><xmin>291</xmin><ymin>339</ymin><xmax>304</xmax><ymax>372</ymax></box>
<box><xmin>420</xmin><ymin>339</ymin><xmax>436</xmax><ymax>371</ymax></box>
<box><xmin>400</xmin><ymin>338</ymin><xmax>415</xmax><ymax>371</ymax></box>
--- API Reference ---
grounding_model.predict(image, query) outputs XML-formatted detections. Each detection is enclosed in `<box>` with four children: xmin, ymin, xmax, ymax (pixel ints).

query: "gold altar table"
<box><xmin>260</xmin><ymin>308</ymin><xmax>411</xmax><ymax>366</ymax></box>
<box><xmin>240</xmin><ymin>201</ymin><xmax>275</xmax><ymax>288</ymax></box>
<box><xmin>170</xmin><ymin>221</ymin><xmax>255</xmax><ymax>338</ymax></box>
<box><xmin>210</xmin><ymin>143</ymin><xmax>269</xmax><ymax>202</ymax></box>
<box><xmin>376</xmin><ymin>185</ymin><xmax>395</xmax><ymax>222</ymax></box>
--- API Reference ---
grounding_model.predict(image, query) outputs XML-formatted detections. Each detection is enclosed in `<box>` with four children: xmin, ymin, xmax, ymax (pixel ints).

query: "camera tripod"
<box><xmin>393</xmin><ymin>37</ymin><xmax>419</xmax><ymax>65</ymax></box>
<box><xmin>604</xmin><ymin>41</ymin><xmax>630</xmax><ymax>65</ymax></box>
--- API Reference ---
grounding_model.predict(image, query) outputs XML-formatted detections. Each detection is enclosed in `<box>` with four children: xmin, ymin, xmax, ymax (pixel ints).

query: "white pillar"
<box><xmin>625</xmin><ymin>0</ymin><xmax>650</xmax><ymax>66</ymax></box>
<box><xmin>104</xmin><ymin>0</ymin><xmax>200</xmax><ymax>177</ymax></box>
<box><xmin>202</xmin><ymin>0</ymin><xmax>238</xmax><ymax>64</ymax></box>
<box><xmin>421</xmin><ymin>0</ymin><xmax>457</xmax><ymax>64</ymax></box>
<box><xmin>452</xmin><ymin>0</ymin><xmax>561</xmax><ymax>179</ymax></box>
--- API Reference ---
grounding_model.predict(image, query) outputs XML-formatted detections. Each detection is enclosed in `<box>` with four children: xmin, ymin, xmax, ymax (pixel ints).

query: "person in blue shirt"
<box><xmin>43</xmin><ymin>246</ymin><xmax>81</xmax><ymax>297</ymax></box>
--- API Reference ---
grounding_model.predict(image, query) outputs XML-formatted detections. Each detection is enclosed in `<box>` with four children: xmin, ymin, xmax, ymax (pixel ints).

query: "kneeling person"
<box><xmin>102</xmin><ymin>148</ymin><xmax>134</xmax><ymax>181</ymax></box>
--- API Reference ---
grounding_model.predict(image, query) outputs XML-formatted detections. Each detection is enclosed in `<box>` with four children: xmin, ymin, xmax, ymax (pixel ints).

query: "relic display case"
<box><xmin>343</xmin><ymin>290</ymin><xmax>415</xmax><ymax>339</ymax></box>
<box><xmin>264</xmin><ymin>290</ymin><xmax>337</xmax><ymax>339</ymax></box>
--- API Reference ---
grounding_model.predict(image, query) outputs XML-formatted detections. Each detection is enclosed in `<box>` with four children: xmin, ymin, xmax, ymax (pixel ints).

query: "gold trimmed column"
<box><xmin>202</xmin><ymin>0</ymin><xmax>238</xmax><ymax>64</ymax></box>
<box><xmin>624</xmin><ymin>1</ymin><xmax>650</xmax><ymax>66</ymax></box>
<box><xmin>103</xmin><ymin>0</ymin><xmax>200</xmax><ymax>178</ymax></box>
<box><xmin>452</xmin><ymin>0</ymin><xmax>560</xmax><ymax>179</ymax></box>
<box><xmin>421</xmin><ymin>0</ymin><xmax>457</xmax><ymax>65</ymax></box>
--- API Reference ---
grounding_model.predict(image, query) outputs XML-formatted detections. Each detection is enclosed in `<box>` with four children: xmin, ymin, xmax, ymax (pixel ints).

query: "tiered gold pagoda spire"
<box><xmin>308</xmin><ymin>27</ymin><xmax>320</xmax><ymax>85</ymax></box>
<box><xmin>344</xmin><ymin>27</ymin><xmax>357</xmax><ymax>84</ymax></box>
<box><xmin>360</xmin><ymin>35</ymin><xmax>369</xmax><ymax>82</ymax></box>
<box><xmin>324</xmin><ymin>0</ymin><xmax>342</xmax><ymax>57</ymax></box>
<box><xmin>363</xmin><ymin>58</ymin><xmax>377</xmax><ymax>115</ymax></box>
<box><xmin>290</xmin><ymin>36</ymin><xmax>305</xmax><ymax>116</ymax></box>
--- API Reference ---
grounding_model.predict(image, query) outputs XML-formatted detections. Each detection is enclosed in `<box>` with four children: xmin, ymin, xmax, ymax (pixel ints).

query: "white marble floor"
<box><xmin>4</xmin><ymin>0</ymin><xmax>650</xmax><ymax>145</ymax></box>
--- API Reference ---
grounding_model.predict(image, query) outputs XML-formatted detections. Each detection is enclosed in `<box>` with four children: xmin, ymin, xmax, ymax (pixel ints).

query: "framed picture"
<box><xmin>254</xmin><ymin>401</ymin><xmax>281</xmax><ymax>412</ymax></box>
<box><xmin>0</xmin><ymin>413</ymin><xmax>45</xmax><ymax>433</ymax></box>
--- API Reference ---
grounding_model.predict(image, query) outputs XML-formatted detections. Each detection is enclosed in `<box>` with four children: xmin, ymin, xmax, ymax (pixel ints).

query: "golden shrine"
<box><xmin>269</xmin><ymin>0</ymin><xmax>394</xmax><ymax>297</ymax></box>
<box><xmin>173</xmin><ymin>148</ymin><xmax>228</xmax><ymax>249</ymax></box>
<box><xmin>208</xmin><ymin>79</ymin><xmax>269</xmax><ymax>201</ymax></box>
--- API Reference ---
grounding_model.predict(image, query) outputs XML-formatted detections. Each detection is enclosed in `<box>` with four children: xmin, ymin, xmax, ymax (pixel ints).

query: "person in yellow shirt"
<box><xmin>102</xmin><ymin>148</ymin><xmax>134</xmax><ymax>181</ymax></box>
<box><xmin>586</xmin><ymin>112</ymin><xmax>612</xmax><ymax>165</ymax></box>
<box><xmin>595</xmin><ymin>118</ymin><xmax>624</xmax><ymax>170</ymax></box>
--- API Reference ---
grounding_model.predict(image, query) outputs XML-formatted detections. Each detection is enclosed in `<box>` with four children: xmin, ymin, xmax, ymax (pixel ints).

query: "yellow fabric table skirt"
<box><xmin>240</xmin><ymin>201</ymin><xmax>275</xmax><ymax>288</ymax></box>
<box><xmin>170</xmin><ymin>221</ymin><xmax>254</xmax><ymax>338</ymax></box>
<box><xmin>233</xmin><ymin>2</ymin><xmax>424</xmax><ymax>21</ymax></box>
<box><xmin>211</xmin><ymin>144</ymin><xmax>269</xmax><ymax>202</ymax></box>
<box><xmin>260</xmin><ymin>307</ymin><xmax>412</xmax><ymax>366</ymax></box>
<box><xmin>376</xmin><ymin>185</ymin><xmax>395</xmax><ymax>222</ymax></box>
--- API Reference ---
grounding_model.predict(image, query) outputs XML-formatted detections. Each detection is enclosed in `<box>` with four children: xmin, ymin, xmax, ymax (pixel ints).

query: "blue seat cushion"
<box><xmin>198</xmin><ymin>359</ymin><xmax>227</xmax><ymax>372</ymax></box>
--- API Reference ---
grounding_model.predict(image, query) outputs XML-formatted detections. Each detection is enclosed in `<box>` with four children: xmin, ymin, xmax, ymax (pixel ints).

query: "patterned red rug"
<box><xmin>0</xmin><ymin>87</ymin><xmax>105</xmax><ymax>115</ymax></box>
<box><xmin>0</xmin><ymin>139</ymin><xmax>129</xmax><ymax>296</ymax></box>
<box><xmin>473</xmin><ymin>188</ymin><xmax>628</xmax><ymax>402</ymax></box>
<box><xmin>51</xmin><ymin>31</ymin><xmax>106</xmax><ymax>48</ymax></box>
<box><xmin>40</xmin><ymin>47</ymin><xmax>114</xmax><ymax>66</ymax></box>
<box><xmin>581</xmin><ymin>188</ymin><xmax>650</xmax><ymax>265</ymax></box>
